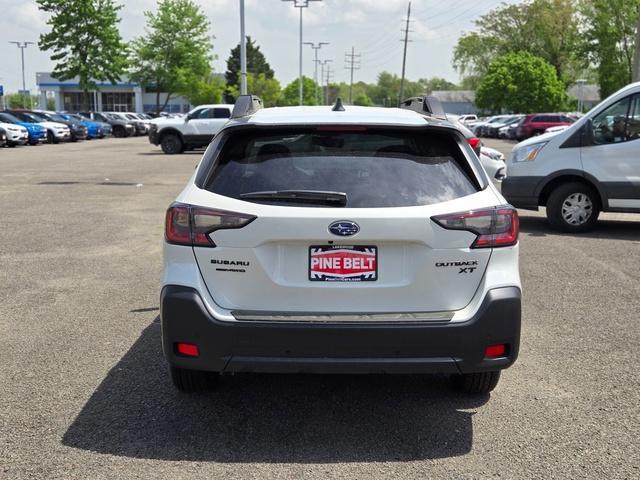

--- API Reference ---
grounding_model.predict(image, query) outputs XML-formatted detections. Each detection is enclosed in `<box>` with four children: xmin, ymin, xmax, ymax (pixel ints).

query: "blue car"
<box><xmin>0</xmin><ymin>112</ymin><xmax>46</xmax><ymax>145</ymax></box>
<box><xmin>59</xmin><ymin>113</ymin><xmax>104</xmax><ymax>139</ymax></box>
<box><xmin>73</xmin><ymin>114</ymin><xmax>112</xmax><ymax>138</ymax></box>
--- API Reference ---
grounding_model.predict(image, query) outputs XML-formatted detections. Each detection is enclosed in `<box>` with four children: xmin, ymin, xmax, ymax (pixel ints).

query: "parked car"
<box><xmin>458</xmin><ymin>114</ymin><xmax>478</xmax><ymax>124</ymax></box>
<box><xmin>485</xmin><ymin>115</ymin><xmax>523</xmax><ymax>138</ymax></box>
<box><xmin>498</xmin><ymin>119</ymin><xmax>522</xmax><ymax>140</ymax></box>
<box><xmin>474</xmin><ymin>115</ymin><xmax>514</xmax><ymax>137</ymax></box>
<box><xmin>107</xmin><ymin>112</ymin><xmax>149</xmax><ymax>136</ymax></box>
<box><xmin>23</xmin><ymin>110</ymin><xmax>87</xmax><ymax>142</ymax></box>
<box><xmin>515</xmin><ymin>113</ymin><xmax>574</xmax><ymax>141</ymax></box>
<box><xmin>80</xmin><ymin>112</ymin><xmax>135</xmax><ymax>138</ymax></box>
<box><xmin>58</xmin><ymin>113</ymin><xmax>103</xmax><ymax>139</ymax></box>
<box><xmin>0</xmin><ymin>119</ymin><xmax>28</xmax><ymax>147</ymax></box>
<box><xmin>481</xmin><ymin>146</ymin><xmax>505</xmax><ymax>161</ymax></box>
<box><xmin>503</xmin><ymin>82</ymin><xmax>640</xmax><ymax>232</ymax></box>
<box><xmin>71</xmin><ymin>113</ymin><xmax>112</xmax><ymax>138</ymax></box>
<box><xmin>544</xmin><ymin>125</ymin><xmax>570</xmax><ymax>134</ymax></box>
<box><xmin>149</xmin><ymin>104</ymin><xmax>233</xmax><ymax>154</ymax></box>
<box><xmin>161</xmin><ymin>95</ymin><xmax>521</xmax><ymax>394</ymax></box>
<box><xmin>6</xmin><ymin>110</ymin><xmax>71</xmax><ymax>143</ymax></box>
<box><xmin>0</xmin><ymin>112</ymin><xmax>46</xmax><ymax>145</ymax></box>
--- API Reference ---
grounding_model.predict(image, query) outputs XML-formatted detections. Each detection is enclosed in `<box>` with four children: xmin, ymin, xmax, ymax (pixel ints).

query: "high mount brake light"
<box><xmin>432</xmin><ymin>207</ymin><xmax>519</xmax><ymax>248</ymax></box>
<box><xmin>165</xmin><ymin>203</ymin><xmax>256</xmax><ymax>247</ymax></box>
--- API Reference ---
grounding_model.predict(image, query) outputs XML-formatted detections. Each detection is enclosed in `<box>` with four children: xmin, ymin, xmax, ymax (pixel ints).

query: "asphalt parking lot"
<box><xmin>1</xmin><ymin>137</ymin><xmax>639</xmax><ymax>479</ymax></box>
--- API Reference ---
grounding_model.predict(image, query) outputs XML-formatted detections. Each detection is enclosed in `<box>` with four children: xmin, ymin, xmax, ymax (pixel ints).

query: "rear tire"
<box><xmin>161</xmin><ymin>133</ymin><xmax>183</xmax><ymax>154</ymax></box>
<box><xmin>452</xmin><ymin>371</ymin><xmax>501</xmax><ymax>394</ymax></box>
<box><xmin>169</xmin><ymin>366</ymin><xmax>217</xmax><ymax>393</ymax></box>
<box><xmin>546</xmin><ymin>182</ymin><xmax>600</xmax><ymax>233</ymax></box>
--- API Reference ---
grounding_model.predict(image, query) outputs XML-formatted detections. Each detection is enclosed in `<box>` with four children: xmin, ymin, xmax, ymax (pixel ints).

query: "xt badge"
<box><xmin>435</xmin><ymin>260</ymin><xmax>479</xmax><ymax>274</ymax></box>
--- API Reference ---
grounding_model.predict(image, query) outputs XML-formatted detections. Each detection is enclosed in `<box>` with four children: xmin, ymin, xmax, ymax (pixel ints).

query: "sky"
<box><xmin>0</xmin><ymin>0</ymin><xmax>519</xmax><ymax>94</ymax></box>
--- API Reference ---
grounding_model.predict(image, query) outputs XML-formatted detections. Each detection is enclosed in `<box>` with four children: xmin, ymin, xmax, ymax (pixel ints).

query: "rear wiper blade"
<box><xmin>239</xmin><ymin>190</ymin><xmax>348</xmax><ymax>206</ymax></box>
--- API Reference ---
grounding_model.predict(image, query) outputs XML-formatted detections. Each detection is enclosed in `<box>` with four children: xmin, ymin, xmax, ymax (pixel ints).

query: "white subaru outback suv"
<box><xmin>161</xmin><ymin>96</ymin><xmax>521</xmax><ymax>395</ymax></box>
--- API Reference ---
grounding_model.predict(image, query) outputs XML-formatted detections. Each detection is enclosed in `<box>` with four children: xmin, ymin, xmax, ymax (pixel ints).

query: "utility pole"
<box><xmin>324</xmin><ymin>64</ymin><xmax>334</xmax><ymax>105</ymax></box>
<box><xmin>318</xmin><ymin>59</ymin><xmax>332</xmax><ymax>105</ymax></box>
<box><xmin>633</xmin><ymin>5</ymin><xmax>640</xmax><ymax>82</ymax></box>
<box><xmin>239</xmin><ymin>0</ymin><xmax>248</xmax><ymax>94</ymax></box>
<box><xmin>304</xmin><ymin>41</ymin><xmax>329</xmax><ymax>105</ymax></box>
<box><xmin>282</xmin><ymin>0</ymin><xmax>323</xmax><ymax>106</ymax></box>
<box><xmin>9</xmin><ymin>41</ymin><xmax>35</xmax><ymax>108</ymax></box>
<box><xmin>398</xmin><ymin>2</ymin><xmax>412</xmax><ymax>106</ymax></box>
<box><xmin>344</xmin><ymin>46</ymin><xmax>361</xmax><ymax>104</ymax></box>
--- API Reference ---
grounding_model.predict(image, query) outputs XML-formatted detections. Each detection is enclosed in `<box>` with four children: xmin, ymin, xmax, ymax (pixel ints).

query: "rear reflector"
<box><xmin>432</xmin><ymin>206</ymin><xmax>519</xmax><ymax>248</ymax></box>
<box><xmin>165</xmin><ymin>203</ymin><xmax>256</xmax><ymax>247</ymax></box>
<box><xmin>484</xmin><ymin>344</ymin><xmax>507</xmax><ymax>359</ymax></box>
<box><xmin>176</xmin><ymin>342</ymin><xmax>199</xmax><ymax>357</ymax></box>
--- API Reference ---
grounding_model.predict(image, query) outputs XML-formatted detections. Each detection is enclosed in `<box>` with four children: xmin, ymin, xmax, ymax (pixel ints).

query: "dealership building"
<box><xmin>36</xmin><ymin>72</ymin><xmax>191</xmax><ymax>113</ymax></box>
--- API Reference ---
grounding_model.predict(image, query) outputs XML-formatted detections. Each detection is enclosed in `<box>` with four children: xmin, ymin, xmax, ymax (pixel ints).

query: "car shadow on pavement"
<box><xmin>62</xmin><ymin>318</ymin><xmax>487</xmax><ymax>463</ymax></box>
<box><xmin>519</xmin><ymin>215</ymin><xmax>640</xmax><ymax>241</ymax></box>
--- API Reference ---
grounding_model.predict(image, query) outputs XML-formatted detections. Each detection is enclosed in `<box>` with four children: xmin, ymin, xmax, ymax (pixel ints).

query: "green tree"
<box><xmin>419</xmin><ymin>77</ymin><xmax>459</xmax><ymax>93</ymax></box>
<box><xmin>475</xmin><ymin>52</ymin><xmax>567</xmax><ymax>114</ymax></box>
<box><xmin>186</xmin><ymin>74</ymin><xmax>226</xmax><ymax>106</ymax></box>
<box><xmin>129</xmin><ymin>0</ymin><xmax>213</xmax><ymax>113</ymax></box>
<box><xmin>353</xmin><ymin>93</ymin><xmax>374</xmax><ymax>106</ymax></box>
<box><xmin>454</xmin><ymin>0</ymin><xmax>581</xmax><ymax>84</ymax></box>
<box><xmin>580</xmin><ymin>0</ymin><xmax>640</xmax><ymax>97</ymax></box>
<box><xmin>6</xmin><ymin>93</ymin><xmax>38</xmax><ymax>109</ymax></box>
<box><xmin>37</xmin><ymin>0</ymin><xmax>128</xmax><ymax>111</ymax></box>
<box><xmin>227</xmin><ymin>73</ymin><xmax>281</xmax><ymax>106</ymax></box>
<box><xmin>225</xmin><ymin>37</ymin><xmax>274</xmax><ymax>94</ymax></box>
<box><xmin>278</xmin><ymin>76</ymin><xmax>319</xmax><ymax>106</ymax></box>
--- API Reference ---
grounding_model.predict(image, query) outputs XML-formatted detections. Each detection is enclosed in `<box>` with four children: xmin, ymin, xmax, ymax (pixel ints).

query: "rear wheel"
<box><xmin>169</xmin><ymin>366</ymin><xmax>217</xmax><ymax>393</ymax></box>
<box><xmin>546</xmin><ymin>182</ymin><xmax>600</xmax><ymax>232</ymax></box>
<box><xmin>452</xmin><ymin>371</ymin><xmax>501</xmax><ymax>394</ymax></box>
<box><xmin>161</xmin><ymin>133</ymin><xmax>183</xmax><ymax>154</ymax></box>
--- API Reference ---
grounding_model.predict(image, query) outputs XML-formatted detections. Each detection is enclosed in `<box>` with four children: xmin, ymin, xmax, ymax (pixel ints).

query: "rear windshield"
<box><xmin>204</xmin><ymin>128</ymin><xmax>479</xmax><ymax>208</ymax></box>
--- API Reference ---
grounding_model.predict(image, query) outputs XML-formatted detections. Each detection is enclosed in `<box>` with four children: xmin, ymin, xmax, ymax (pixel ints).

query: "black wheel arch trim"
<box><xmin>159</xmin><ymin>128</ymin><xmax>185</xmax><ymax>143</ymax></box>
<box><xmin>535</xmin><ymin>169</ymin><xmax>609</xmax><ymax>209</ymax></box>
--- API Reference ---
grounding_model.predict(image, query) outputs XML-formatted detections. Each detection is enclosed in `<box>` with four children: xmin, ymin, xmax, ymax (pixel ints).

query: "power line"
<box><xmin>305</xmin><ymin>41</ymin><xmax>329</xmax><ymax>104</ymax></box>
<box><xmin>318</xmin><ymin>59</ymin><xmax>332</xmax><ymax>105</ymax></box>
<box><xmin>344</xmin><ymin>46</ymin><xmax>361</xmax><ymax>104</ymax></box>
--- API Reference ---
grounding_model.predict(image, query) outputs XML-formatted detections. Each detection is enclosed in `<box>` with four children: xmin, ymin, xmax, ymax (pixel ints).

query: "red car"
<box><xmin>516</xmin><ymin>113</ymin><xmax>574</xmax><ymax>140</ymax></box>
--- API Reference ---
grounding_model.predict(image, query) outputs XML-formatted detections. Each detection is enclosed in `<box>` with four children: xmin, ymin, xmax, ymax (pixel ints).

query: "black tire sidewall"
<box><xmin>547</xmin><ymin>182</ymin><xmax>600</xmax><ymax>233</ymax></box>
<box><xmin>161</xmin><ymin>134</ymin><xmax>183</xmax><ymax>154</ymax></box>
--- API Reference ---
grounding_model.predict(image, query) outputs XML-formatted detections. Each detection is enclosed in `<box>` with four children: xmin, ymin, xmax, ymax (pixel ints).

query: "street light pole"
<box><xmin>304</xmin><ymin>41</ymin><xmax>328</xmax><ymax>105</ymax></box>
<box><xmin>239</xmin><ymin>0</ymin><xmax>248</xmax><ymax>95</ymax></box>
<box><xmin>9</xmin><ymin>41</ymin><xmax>35</xmax><ymax>108</ymax></box>
<box><xmin>282</xmin><ymin>0</ymin><xmax>322</xmax><ymax>106</ymax></box>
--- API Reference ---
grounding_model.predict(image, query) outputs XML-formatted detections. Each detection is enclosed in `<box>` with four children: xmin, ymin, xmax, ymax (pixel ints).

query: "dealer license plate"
<box><xmin>309</xmin><ymin>245</ymin><xmax>378</xmax><ymax>282</ymax></box>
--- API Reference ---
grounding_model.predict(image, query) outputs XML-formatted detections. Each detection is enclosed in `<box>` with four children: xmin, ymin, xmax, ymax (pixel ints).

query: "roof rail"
<box><xmin>400</xmin><ymin>95</ymin><xmax>447</xmax><ymax>120</ymax></box>
<box><xmin>231</xmin><ymin>95</ymin><xmax>263</xmax><ymax>118</ymax></box>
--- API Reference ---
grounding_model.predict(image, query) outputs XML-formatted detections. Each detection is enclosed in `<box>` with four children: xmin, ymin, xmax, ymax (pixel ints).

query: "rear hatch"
<box><xmin>187</xmin><ymin>125</ymin><xmax>501</xmax><ymax>314</ymax></box>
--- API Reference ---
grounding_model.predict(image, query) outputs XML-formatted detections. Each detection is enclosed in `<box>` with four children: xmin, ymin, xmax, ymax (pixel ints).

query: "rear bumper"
<box><xmin>160</xmin><ymin>285</ymin><xmax>521</xmax><ymax>375</ymax></box>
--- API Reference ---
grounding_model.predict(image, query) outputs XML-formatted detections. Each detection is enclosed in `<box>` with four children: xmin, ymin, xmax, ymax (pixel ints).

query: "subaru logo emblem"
<box><xmin>329</xmin><ymin>221</ymin><xmax>359</xmax><ymax>237</ymax></box>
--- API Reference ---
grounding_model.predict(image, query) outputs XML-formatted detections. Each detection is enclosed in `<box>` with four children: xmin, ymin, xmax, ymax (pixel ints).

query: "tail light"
<box><xmin>165</xmin><ymin>203</ymin><xmax>256</xmax><ymax>247</ymax></box>
<box><xmin>467</xmin><ymin>137</ymin><xmax>481</xmax><ymax>155</ymax></box>
<box><xmin>432</xmin><ymin>206</ymin><xmax>519</xmax><ymax>248</ymax></box>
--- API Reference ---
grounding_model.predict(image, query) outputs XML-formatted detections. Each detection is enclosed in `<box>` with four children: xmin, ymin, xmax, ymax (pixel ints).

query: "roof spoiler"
<box><xmin>231</xmin><ymin>95</ymin><xmax>263</xmax><ymax>118</ymax></box>
<box><xmin>400</xmin><ymin>95</ymin><xmax>447</xmax><ymax>120</ymax></box>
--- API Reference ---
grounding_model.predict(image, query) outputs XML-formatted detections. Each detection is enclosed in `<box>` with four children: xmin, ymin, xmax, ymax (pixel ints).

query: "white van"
<box><xmin>503</xmin><ymin>82</ymin><xmax>640</xmax><ymax>232</ymax></box>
